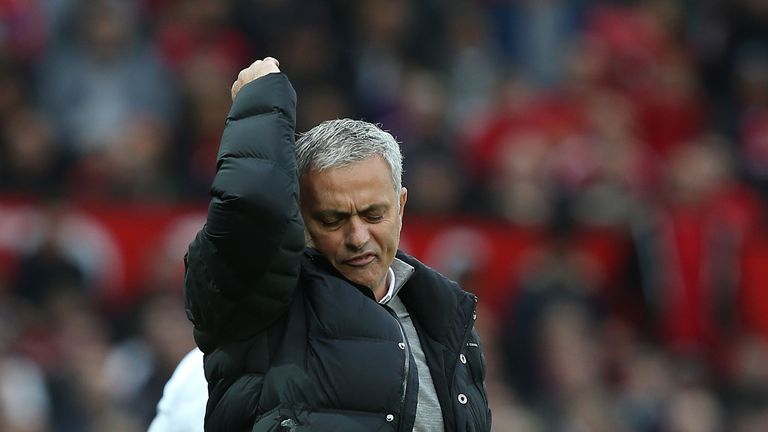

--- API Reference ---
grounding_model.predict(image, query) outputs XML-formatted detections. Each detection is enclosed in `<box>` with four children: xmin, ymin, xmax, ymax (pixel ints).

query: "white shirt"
<box><xmin>147</xmin><ymin>348</ymin><xmax>206</xmax><ymax>432</ymax></box>
<box><xmin>378</xmin><ymin>267</ymin><xmax>397</xmax><ymax>304</ymax></box>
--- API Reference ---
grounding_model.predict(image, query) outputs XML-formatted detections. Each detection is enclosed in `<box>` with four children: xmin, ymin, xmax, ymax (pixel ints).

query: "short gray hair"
<box><xmin>295</xmin><ymin>119</ymin><xmax>403</xmax><ymax>195</ymax></box>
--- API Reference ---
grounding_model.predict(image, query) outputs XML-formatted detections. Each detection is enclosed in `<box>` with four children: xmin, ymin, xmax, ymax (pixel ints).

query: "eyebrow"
<box><xmin>314</xmin><ymin>204</ymin><xmax>389</xmax><ymax>219</ymax></box>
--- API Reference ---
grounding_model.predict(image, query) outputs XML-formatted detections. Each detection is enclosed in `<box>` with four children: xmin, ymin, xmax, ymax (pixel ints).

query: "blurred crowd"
<box><xmin>1</xmin><ymin>0</ymin><xmax>768</xmax><ymax>431</ymax></box>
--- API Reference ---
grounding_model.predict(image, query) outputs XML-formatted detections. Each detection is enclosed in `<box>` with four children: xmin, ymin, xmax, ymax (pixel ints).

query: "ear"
<box><xmin>398</xmin><ymin>187</ymin><xmax>408</xmax><ymax>218</ymax></box>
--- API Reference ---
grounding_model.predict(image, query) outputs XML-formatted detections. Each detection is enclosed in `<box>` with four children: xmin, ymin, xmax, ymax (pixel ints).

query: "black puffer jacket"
<box><xmin>184</xmin><ymin>73</ymin><xmax>492</xmax><ymax>431</ymax></box>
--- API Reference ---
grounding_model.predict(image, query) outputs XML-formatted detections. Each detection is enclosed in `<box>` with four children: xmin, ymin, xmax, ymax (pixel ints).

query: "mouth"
<box><xmin>343</xmin><ymin>253</ymin><xmax>376</xmax><ymax>267</ymax></box>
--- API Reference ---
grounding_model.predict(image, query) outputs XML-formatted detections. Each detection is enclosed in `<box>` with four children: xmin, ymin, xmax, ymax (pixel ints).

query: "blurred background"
<box><xmin>1</xmin><ymin>0</ymin><xmax>768</xmax><ymax>431</ymax></box>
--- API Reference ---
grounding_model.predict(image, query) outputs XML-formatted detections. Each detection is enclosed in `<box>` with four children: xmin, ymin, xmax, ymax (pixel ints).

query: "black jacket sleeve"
<box><xmin>183</xmin><ymin>73</ymin><xmax>305</xmax><ymax>353</ymax></box>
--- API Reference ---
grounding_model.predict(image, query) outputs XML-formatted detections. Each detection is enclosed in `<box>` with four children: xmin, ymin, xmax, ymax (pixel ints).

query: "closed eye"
<box><xmin>364</xmin><ymin>214</ymin><xmax>384</xmax><ymax>223</ymax></box>
<box><xmin>320</xmin><ymin>218</ymin><xmax>342</xmax><ymax>228</ymax></box>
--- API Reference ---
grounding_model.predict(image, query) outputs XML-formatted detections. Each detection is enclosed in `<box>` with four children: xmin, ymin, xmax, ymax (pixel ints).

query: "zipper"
<box><xmin>384</xmin><ymin>305</ymin><xmax>410</xmax><ymax>432</ymax></box>
<box><xmin>453</xmin><ymin>295</ymin><xmax>479</xmax><ymax>382</ymax></box>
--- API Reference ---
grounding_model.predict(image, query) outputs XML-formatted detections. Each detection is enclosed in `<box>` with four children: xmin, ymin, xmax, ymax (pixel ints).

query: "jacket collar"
<box><xmin>303</xmin><ymin>248</ymin><xmax>477</xmax><ymax>348</ymax></box>
<box><xmin>388</xmin><ymin>257</ymin><xmax>415</xmax><ymax>300</ymax></box>
<box><xmin>395</xmin><ymin>251</ymin><xmax>477</xmax><ymax>347</ymax></box>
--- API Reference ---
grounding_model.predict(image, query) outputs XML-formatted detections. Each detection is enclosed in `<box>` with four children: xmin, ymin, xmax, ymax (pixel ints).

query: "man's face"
<box><xmin>300</xmin><ymin>156</ymin><xmax>407</xmax><ymax>297</ymax></box>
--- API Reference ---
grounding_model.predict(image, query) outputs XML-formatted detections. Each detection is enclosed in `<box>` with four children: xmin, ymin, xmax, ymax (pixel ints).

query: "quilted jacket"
<box><xmin>183</xmin><ymin>73</ymin><xmax>491</xmax><ymax>431</ymax></box>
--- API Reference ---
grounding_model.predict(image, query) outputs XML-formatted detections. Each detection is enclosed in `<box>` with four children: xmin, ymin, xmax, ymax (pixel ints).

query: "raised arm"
<box><xmin>184</xmin><ymin>59</ymin><xmax>305</xmax><ymax>353</ymax></box>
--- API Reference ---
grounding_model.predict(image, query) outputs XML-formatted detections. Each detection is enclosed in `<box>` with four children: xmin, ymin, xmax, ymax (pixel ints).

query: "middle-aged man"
<box><xmin>182</xmin><ymin>57</ymin><xmax>491</xmax><ymax>431</ymax></box>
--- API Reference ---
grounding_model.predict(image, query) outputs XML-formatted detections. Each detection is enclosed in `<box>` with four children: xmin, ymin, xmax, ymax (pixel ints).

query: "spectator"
<box><xmin>39</xmin><ymin>0</ymin><xmax>177</xmax><ymax>168</ymax></box>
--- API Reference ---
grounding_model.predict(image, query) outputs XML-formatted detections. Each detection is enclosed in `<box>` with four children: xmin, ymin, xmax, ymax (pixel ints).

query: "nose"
<box><xmin>344</xmin><ymin>216</ymin><xmax>370</xmax><ymax>251</ymax></box>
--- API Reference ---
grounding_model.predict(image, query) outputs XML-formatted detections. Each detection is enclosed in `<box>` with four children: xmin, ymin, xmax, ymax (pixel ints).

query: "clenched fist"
<box><xmin>230</xmin><ymin>57</ymin><xmax>281</xmax><ymax>101</ymax></box>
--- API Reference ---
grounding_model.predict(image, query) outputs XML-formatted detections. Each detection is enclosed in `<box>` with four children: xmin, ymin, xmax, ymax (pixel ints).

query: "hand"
<box><xmin>230</xmin><ymin>57</ymin><xmax>281</xmax><ymax>101</ymax></box>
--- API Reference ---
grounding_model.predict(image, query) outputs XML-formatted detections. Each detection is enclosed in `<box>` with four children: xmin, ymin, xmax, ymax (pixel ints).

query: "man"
<box><xmin>182</xmin><ymin>57</ymin><xmax>491</xmax><ymax>431</ymax></box>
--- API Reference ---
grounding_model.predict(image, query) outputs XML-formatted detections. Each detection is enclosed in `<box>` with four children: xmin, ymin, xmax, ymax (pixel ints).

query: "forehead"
<box><xmin>300</xmin><ymin>157</ymin><xmax>396</xmax><ymax>209</ymax></box>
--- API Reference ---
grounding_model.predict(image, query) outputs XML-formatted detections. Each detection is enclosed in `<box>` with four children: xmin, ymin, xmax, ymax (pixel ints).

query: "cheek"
<box><xmin>374</xmin><ymin>223</ymin><xmax>400</xmax><ymax>252</ymax></box>
<box><xmin>308</xmin><ymin>228</ymin><xmax>343</xmax><ymax>255</ymax></box>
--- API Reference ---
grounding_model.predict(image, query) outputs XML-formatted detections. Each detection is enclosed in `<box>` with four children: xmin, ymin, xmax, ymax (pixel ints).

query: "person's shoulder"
<box><xmin>396</xmin><ymin>250</ymin><xmax>464</xmax><ymax>294</ymax></box>
<box><xmin>148</xmin><ymin>348</ymin><xmax>207</xmax><ymax>432</ymax></box>
<box><xmin>172</xmin><ymin>348</ymin><xmax>205</xmax><ymax>381</ymax></box>
<box><xmin>396</xmin><ymin>250</ymin><xmax>447</xmax><ymax>279</ymax></box>
<box><xmin>159</xmin><ymin>348</ymin><xmax>206</xmax><ymax>405</ymax></box>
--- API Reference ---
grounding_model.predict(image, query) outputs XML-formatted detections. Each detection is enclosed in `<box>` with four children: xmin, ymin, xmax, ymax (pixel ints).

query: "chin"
<box><xmin>346</xmin><ymin>271</ymin><xmax>382</xmax><ymax>291</ymax></box>
<box><xmin>348</xmin><ymin>276</ymin><xmax>375</xmax><ymax>290</ymax></box>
